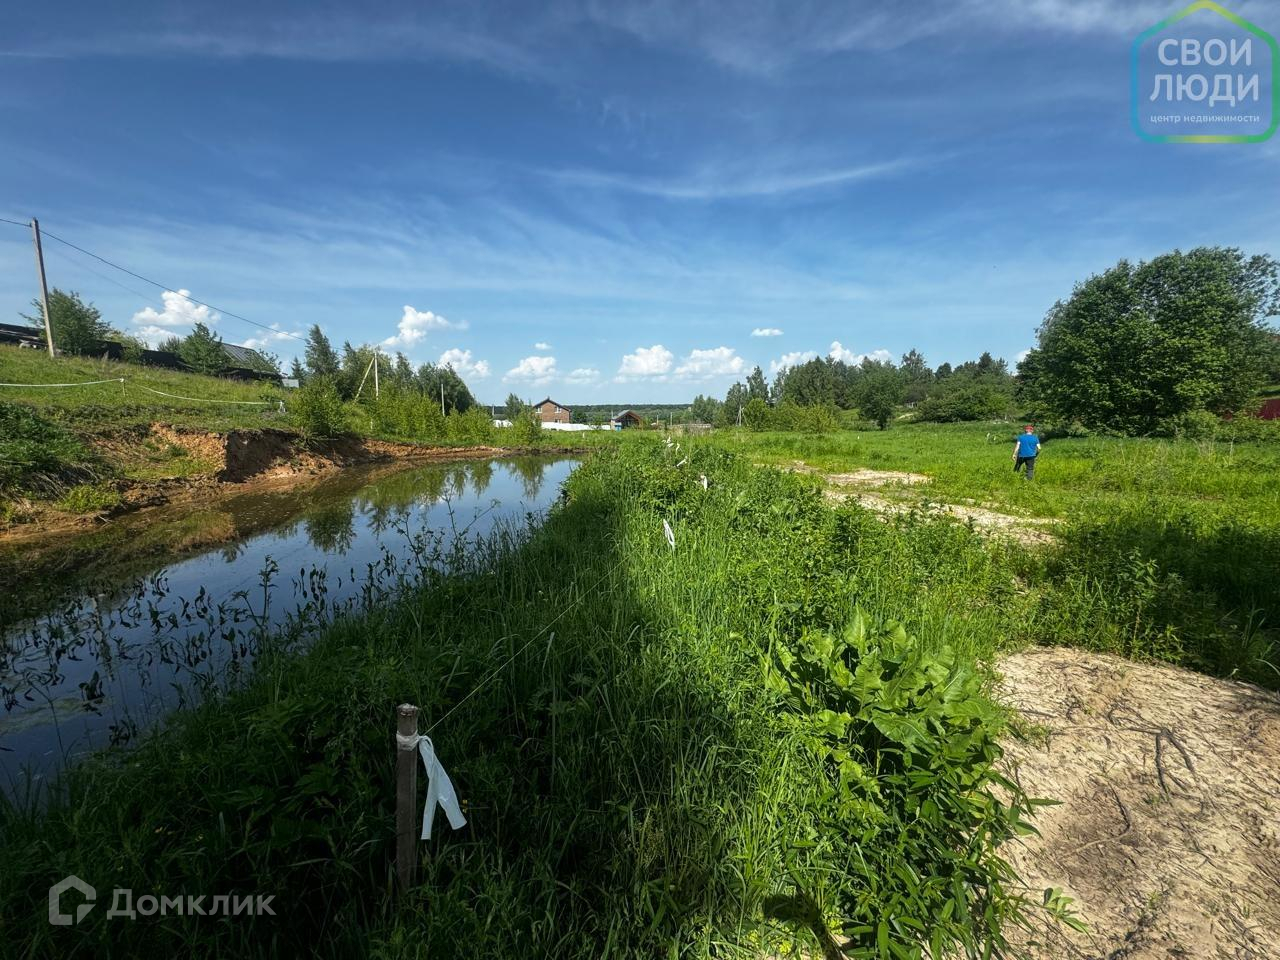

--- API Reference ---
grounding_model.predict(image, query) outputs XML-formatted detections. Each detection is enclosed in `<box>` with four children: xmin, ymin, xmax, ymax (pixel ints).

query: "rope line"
<box><xmin>134</xmin><ymin>384</ymin><xmax>277</xmax><ymax>405</ymax></box>
<box><xmin>0</xmin><ymin>378</ymin><xmax>125</xmax><ymax>388</ymax></box>
<box><xmin>424</xmin><ymin>552</ymin><xmax>630</xmax><ymax>735</ymax></box>
<box><xmin>0</xmin><ymin>377</ymin><xmax>278</xmax><ymax>406</ymax></box>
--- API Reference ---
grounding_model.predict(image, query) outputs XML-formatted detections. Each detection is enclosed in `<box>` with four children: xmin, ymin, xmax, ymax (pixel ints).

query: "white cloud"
<box><xmin>674</xmin><ymin>346</ymin><xmax>746</xmax><ymax>380</ymax></box>
<box><xmin>383</xmin><ymin>305</ymin><xmax>466</xmax><ymax>348</ymax></box>
<box><xmin>505</xmin><ymin>354</ymin><xmax>558</xmax><ymax>385</ymax></box>
<box><xmin>534</xmin><ymin>341</ymin><xmax>552</xmax><ymax>351</ymax></box>
<box><xmin>242</xmin><ymin>323</ymin><xmax>303</xmax><ymax>352</ymax></box>
<box><xmin>770</xmin><ymin>350</ymin><xmax>817</xmax><ymax>374</ymax></box>
<box><xmin>829</xmin><ymin>341</ymin><xmax>892</xmax><ymax>366</ymax></box>
<box><xmin>616</xmin><ymin>344</ymin><xmax>673</xmax><ymax>380</ymax></box>
<box><xmin>1016</xmin><ymin>348</ymin><xmax>1032</xmax><ymax>362</ymax></box>
<box><xmin>751</xmin><ymin>327</ymin><xmax>783</xmax><ymax>337</ymax></box>
<box><xmin>439</xmin><ymin>347</ymin><xmax>490</xmax><ymax>379</ymax></box>
<box><xmin>564</xmin><ymin>366</ymin><xmax>600</xmax><ymax>385</ymax></box>
<box><xmin>131</xmin><ymin>290</ymin><xmax>218</xmax><ymax>338</ymax></box>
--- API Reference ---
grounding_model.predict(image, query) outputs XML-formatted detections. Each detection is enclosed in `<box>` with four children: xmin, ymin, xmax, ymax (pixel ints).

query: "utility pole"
<box><xmin>440</xmin><ymin>382</ymin><xmax>445</xmax><ymax>415</ymax></box>
<box><xmin>30</xmin><ymin>218</ymin><xmax>54</xmax><ymax>357</ymax></box>
<box><xmin>373</xmin><ymin>349</ymin><xmax>379</xmax><ymax>398</ymax></box>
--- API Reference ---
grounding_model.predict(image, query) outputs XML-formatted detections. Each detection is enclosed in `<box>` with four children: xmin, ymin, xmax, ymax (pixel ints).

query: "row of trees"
<box><xmin>699</xmin><ymin>349</ymin><xmax>1017</xmax><ymax>431</ymax></box>
<box><xmin>294</xmin><ymin>325</ymin><xmax>477</xmax><ymax>413</ymax></box>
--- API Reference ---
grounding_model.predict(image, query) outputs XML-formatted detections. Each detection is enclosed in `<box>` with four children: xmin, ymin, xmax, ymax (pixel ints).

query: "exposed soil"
<box><xmin>999</xmin><ymin>647</ymin><xmax>1280</xmax><ymax>959</ymax></box>
<box><xmin>0</xmin><ymin>423</ymin><xmax>575</xmax><ymax>543</ymax></box>
<box><xmin>786</xmin><ymin>460</ymin><xmax>1059</xmax><ymax>547</ymax></box>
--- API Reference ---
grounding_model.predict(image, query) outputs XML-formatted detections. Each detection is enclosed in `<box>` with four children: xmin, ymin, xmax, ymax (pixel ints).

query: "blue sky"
<box><xmin>1</xmin><ymin>0</ymin><xmax>1277</xmax><ymax>403</ymax></box>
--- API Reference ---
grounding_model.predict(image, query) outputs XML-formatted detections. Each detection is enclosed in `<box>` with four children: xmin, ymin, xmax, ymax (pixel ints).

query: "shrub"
<box><xmin>58</xmin><ymin>482</ymin><xmax>122</xmax><ymax>513</ymax></box>
<box><xmin>917</xmin><ymin>383</ymin><xmax>1012</xmax><ymax>422</ymax></box>
<box><xmin>0</xmin><ymin>401</ymin><xmax>97</xmax><ymax>494</ymax></box>
<box><xmin>289</xmin><ymin>378</ymin><xmax>348</xmax><ymax>438</ymax></box>
<box><xmin>446</xmin><ymin>407</ymin><xmax>497</xmax><ymax>445</ymax></box>
<box><xmin>510</xmin><ymin>409</ymin><xmax>543</xmax><ymax>445</ymax></box>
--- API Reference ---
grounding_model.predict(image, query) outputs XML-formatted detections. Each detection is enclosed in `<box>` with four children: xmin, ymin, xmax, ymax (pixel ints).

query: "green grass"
<box><xmin>0</xmin><ymin>345</ymin><xmax>287</xmax><ymax>433</ymax></box>
<box><xmin>716</xmin><ymin>422</ymin><xmax>1280</xmax><ymax>687</ymax></box>
<box><xmin>1</xmin><ymin>442</ymin><xmax>1058</xmax><ymax>959</ymax></box>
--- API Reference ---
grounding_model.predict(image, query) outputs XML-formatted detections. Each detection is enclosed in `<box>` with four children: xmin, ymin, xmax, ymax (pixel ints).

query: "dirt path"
<box><xmin>999</xmin><ymin>647</ymin><xmax>1280</xmax><ymax>959</ymax></box>
<box><xmin>785</xmin><ymin>461</ymin><xmax>1060</xmax><ymax>547</ymax></box>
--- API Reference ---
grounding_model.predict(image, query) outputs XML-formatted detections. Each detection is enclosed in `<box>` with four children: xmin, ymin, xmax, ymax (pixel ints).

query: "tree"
<box><xmin>689</xmin><ymin>393</ymin><xmax>721</xmax><ymax>425</ymax></box>
<box><xmin>721</xmin><ymin>382</ymin><xmax>748</xmax><ymax>426</ymax></box>
<box><xmin>179</xmin><ymin>322</ymin><xmax>228</xmax><ymax>375</ymax></box>
<box><xmin>21</xmin><ymin>288</ymin><xmax>113</xmax><ymax>356</ymax></box>
<box><xmin>158</xmin><ymin>335</ymin><xmax>183</xmax><ymax>354</ymax></box>
<box><xmin>303</xmin><ymin>324</ymin><xmax>340</xmax><ymax>381</ymax></box>
<box><xmin>505</xmin><ymin>392</ymin><xmax>529</xmax><ymax>419</ymax></box>
<box><xmin>858</xmin><ymin>368</ymin><xmax>904</xmax><ymax>429</ymax></box>
<box><xmin>746</xmin><ymin>365</ymin><xmax>769</xmax><ymax>402</ymax></box>
<box><xmin>1022</xmin><ymin>247</ymin><xmax>1279</xmax><ymax>432</ymax></box>
<box><xmin>289</xmin><ymin>357</ymin><xmax>306</xmax><ymax>382</ymax></box>
<box><xmin>935</xmin><ymin>362</ymin><xmax>953</xmax><ymax>381</ymax></box>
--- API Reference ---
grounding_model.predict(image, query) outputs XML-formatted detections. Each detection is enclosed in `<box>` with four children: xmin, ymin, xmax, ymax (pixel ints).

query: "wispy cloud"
<box><xmin>751</xmin><ymin>327</ymin><xmax>782</xmax><ymax>337</ymax></box>
<box><xmin>548</xmin><ymin>158</ymin><xmax>918</xmax><ymax>200</ymax></box>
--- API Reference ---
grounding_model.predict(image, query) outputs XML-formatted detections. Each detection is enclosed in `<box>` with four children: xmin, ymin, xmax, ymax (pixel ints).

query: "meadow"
<box><xmin>2</xmin><ymin>408</ymin><xmax>1276</xmax><ymax>956</ymax></box>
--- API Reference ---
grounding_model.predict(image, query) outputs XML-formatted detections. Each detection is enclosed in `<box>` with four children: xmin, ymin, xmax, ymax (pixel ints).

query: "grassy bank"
<box><xmin>2</xmin><ymin>442</ymin><xmax>1061</xmax><ymax>959</ymax></box>
<box><xmin>720</xmin><ymin>423</ymin><xmax>1280</xmax><ymax>688</ymax></box>
<box><xmin>0</xmin><ymin>346</ymin><xmax>603</xmax><ymax>518</ymax></box>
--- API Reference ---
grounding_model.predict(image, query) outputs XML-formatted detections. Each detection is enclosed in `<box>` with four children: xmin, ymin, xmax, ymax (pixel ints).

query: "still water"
<box><xmin>0</xmin><ymin>456</ymin><xmax>577</xmax><ymax>789</ymax></box>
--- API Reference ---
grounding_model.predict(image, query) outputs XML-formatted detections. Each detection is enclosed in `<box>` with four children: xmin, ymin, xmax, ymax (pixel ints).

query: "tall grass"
<box><xmin>0</xmin><ymin>443</ymin><xmax>1056</xmax><ymax>958</ymax></box>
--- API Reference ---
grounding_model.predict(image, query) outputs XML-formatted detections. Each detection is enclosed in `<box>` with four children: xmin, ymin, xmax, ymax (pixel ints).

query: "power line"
<box><xmin>37</xmin><ymin>227</ymin><xmax>306</xmax><ymax>344</ymax></box>
<box><xmin>0</xmin><ymin>216</ymin><xmax>30</xmax><ymax>228</ymax></box>
<box><xmin>44</xmin><ymin>241</ymin><xmax>163</xmax><ymax>305</ymax></box>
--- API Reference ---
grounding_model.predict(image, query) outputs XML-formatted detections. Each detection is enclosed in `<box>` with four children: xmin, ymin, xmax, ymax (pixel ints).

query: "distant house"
<box><xmin>1260</xmin><ymin>398</ymin><xmax>1280</xmax><ymax>421</ymax></box>
<box><xmin>0</xmin><ymin>321</ymin><xmax>44</xmax><ymax>349</ymax></box>
<box><xmin>535</xmin><ymin>397</ymin><xmax>571</xmax><ymax>423</ymax></box>
<box><xmin>610</xmin><ymin>410</ymin><xmax>644</xmax><ymax>430</ymax></box>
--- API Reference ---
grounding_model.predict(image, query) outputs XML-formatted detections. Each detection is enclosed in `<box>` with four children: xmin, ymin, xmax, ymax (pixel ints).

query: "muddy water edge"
<box><xmin>0</xmin><ymin>455</ymin><xmax>578</xmax><ymax>791</ymax></box>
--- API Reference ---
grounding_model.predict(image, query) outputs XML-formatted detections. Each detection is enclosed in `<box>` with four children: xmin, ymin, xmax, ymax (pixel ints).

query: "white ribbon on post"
<box><xmin>396</xmin><ymin>733</ymin><xmax>467</xmax><ymax>839</ymax></box>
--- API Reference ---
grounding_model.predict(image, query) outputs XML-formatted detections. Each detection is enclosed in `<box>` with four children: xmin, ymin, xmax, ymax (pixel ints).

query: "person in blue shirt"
<box><xmin>1012</xmin><ymin>424</ymin><xmax>1041</xmax><ymax>480</ymax></box>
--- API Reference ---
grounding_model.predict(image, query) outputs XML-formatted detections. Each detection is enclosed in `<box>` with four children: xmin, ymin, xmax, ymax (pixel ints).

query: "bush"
<box><xmin>1157</xmin><ymin>409</ymin><xmax>1220</xmax><ymax>439</ymax></box>
<box><xmin>917</xmin><ymin>383</ymin><xmax>1012</xmax><ymax>423</ymax></box>
<box><xmin>289</xmin><ymin>378</ymin><xmax>348</xmax><ymax>439</ymax></box>
<box><xmin>510</xmin><ymin>409</ymin><xmax>543</xmax><ymax>445</ymax></box>
<box><xmin>58</xmin><ymin>482</ymin><xmax>122</xmax><ymax>513</ymax></box>
<box><xmin>0</xmin><ymin>401</ymin><xmax>97</xmax><ymax>494</ymax></box>
<box><xmin>446</xmin><ymin>407</ymin><xmax>497</xmax><ymax>445</ymax></box>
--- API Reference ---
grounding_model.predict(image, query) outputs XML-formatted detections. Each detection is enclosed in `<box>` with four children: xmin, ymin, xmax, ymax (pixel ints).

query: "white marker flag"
<box><xmin>398</xmin><ymin>733</ymin><xmax>468</xmax><ymax>840</ymax></box>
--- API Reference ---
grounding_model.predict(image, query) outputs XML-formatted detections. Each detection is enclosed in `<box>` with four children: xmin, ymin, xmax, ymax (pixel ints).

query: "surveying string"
<box><xmin>424</xmin><ymin>551</ymin><xmax>630</xmax><ymax>735</ymax></box>
<box><xmin>0</xmin><ymin>378</ymin><xmax>126</xmax><ymax>388</ymax></box>
<box><xmin>133</xmin><ymin>384</ymin><xmax>278</xmax><ymax>405</ymax></box>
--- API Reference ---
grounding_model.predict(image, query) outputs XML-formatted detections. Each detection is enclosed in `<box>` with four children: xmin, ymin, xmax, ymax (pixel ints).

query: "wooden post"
<box><xmin>395</xmin><ymin>703</ymin><xmax>420</xmax><ymax>890</ymax></box>
<box><xmin>30</xmin><ymin>218</ymin><xmax>54</xmax><ymax>357</ymax></box>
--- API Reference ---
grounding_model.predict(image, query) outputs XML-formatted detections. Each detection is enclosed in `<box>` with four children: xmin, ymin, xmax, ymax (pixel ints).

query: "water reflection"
<box><xmin>0</xmin><ymin>456</ymin><xmax>576</xmax><ymax>789</ymax></box>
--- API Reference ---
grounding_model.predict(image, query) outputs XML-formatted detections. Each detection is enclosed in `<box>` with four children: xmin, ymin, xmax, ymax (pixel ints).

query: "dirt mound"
<box><xmin>999</xmin><ymin>647</ymin><xmax>1280</xmax><ymax>959</ymax></box>
<box><xmin>826</xmin><ymin>489</ymin><xmax>1059</xmax><ymax>547</ymax></box>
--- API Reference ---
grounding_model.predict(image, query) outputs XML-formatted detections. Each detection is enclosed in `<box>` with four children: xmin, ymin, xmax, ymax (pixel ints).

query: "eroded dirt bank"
<box><xmin>2</xmin><ymin>423</ymin><xmax>576</xmax><ymax>543</ymax></box>
<box><xmin>1000</xmin><ymin>647</ymin><xmax>1280</xmax><ymax>959</ymax></box>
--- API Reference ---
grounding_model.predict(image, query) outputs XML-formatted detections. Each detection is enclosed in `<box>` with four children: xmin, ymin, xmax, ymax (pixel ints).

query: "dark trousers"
<box><xmin>1014</xmin><ymin>455</ymin><xmax>1036</xmax><ymax>480</ymax></box>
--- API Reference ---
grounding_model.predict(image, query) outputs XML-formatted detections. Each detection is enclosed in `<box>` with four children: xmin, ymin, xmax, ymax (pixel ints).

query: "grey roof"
<box><xmin>220</xmin><ymin>342</ymin><xmax>268</xmax><ymax>368</ymax></box>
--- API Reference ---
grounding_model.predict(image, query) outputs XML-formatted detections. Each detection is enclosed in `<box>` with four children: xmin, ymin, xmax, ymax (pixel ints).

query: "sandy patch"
<box><xmin>826</xmin><ymin>489</ymin><xmax>1059</xmax><ymax>547</ymax></box>
<box><xmin>999</xmin><ymin>647</ymin><xmax>1280</xmax><ymax>959</ymax></box>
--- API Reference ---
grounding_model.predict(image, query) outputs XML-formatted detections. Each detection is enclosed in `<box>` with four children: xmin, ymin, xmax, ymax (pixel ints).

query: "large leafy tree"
<box><xmin>21</xmin><ymin>288</ymin><xmax>113</xmax><ymax>356</ymax></box>
<box><xmin>858</xmin><ymin>367</ymin><xmax>904</xmax><ymax>429</ymax></box>
<box><xmin>1021</xmin><ymin>247</ymin><xmax>1279</xmax><ymax>432</ymax></box>
<box><xmin>745</xmin><ymin>365</ymin><xmax>769</xmax><ymax>402</ymax></box>
<box><xmin>179</xmin><ymin>322</ymin><xmax>228</xmax><ymax>376</ymax></box>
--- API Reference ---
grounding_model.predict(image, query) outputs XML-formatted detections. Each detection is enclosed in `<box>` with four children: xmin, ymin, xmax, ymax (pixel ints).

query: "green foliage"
<box><xmin>510</xmin><ymin>408</ymin><xmax>543</xmax><ymax>444</ymax></box>
<box><xmin>289</xmin><ymin>377</ymin><xmax>348</xmax><ymax>438</ymax></box>
<box><xmin>21</xmin><ymin>288</ymin><xmax>113</xmax><ymax>356</ymax></box>
<box><xmin>858</xmin><ymin>368</ymin><xmax>905</xmax><ymax>429</ymax></box>
<box><xmin>1022</xmin><ymin>247</ymin><xmax>1279</xmax><ymax>433</ymax></box>
<box><xmin>446</xmin><ymin>406</ymin><xmax>497</xmax><ymax>444</ymax></box>
<box><xmin>303</xmin><ymin>324</ymin><xmax>340</xmax><ymax>380</ymax></box>
<box><xmin>0</xmin><ymin>401</ymin><xmax>96</xmax><ymax>494</ymax></box>
<box><xmin>769</xmin><ymin>612</ymin><xmax>1044</xmax><ymax>957</ymax></box>
<box><xmin>57</xmin><ymin>482</ymin><xmax>122</xmax><ymax>513</ymax></box>
<box><xmin>917</xmin><ymin>380</ymin><xmax>1012</xmax><ymax>423</ymax></box>
<box><xmin>178</xmin><ymin>322</ymin><xmax>229</xmax><ymax>376</ymax></box>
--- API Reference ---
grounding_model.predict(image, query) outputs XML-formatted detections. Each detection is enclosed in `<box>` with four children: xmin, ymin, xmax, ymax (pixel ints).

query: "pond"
<box><xmin>0</xmin><ymin>456</ymin><xmax>578</xmax><ymax>791</ymax></box>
